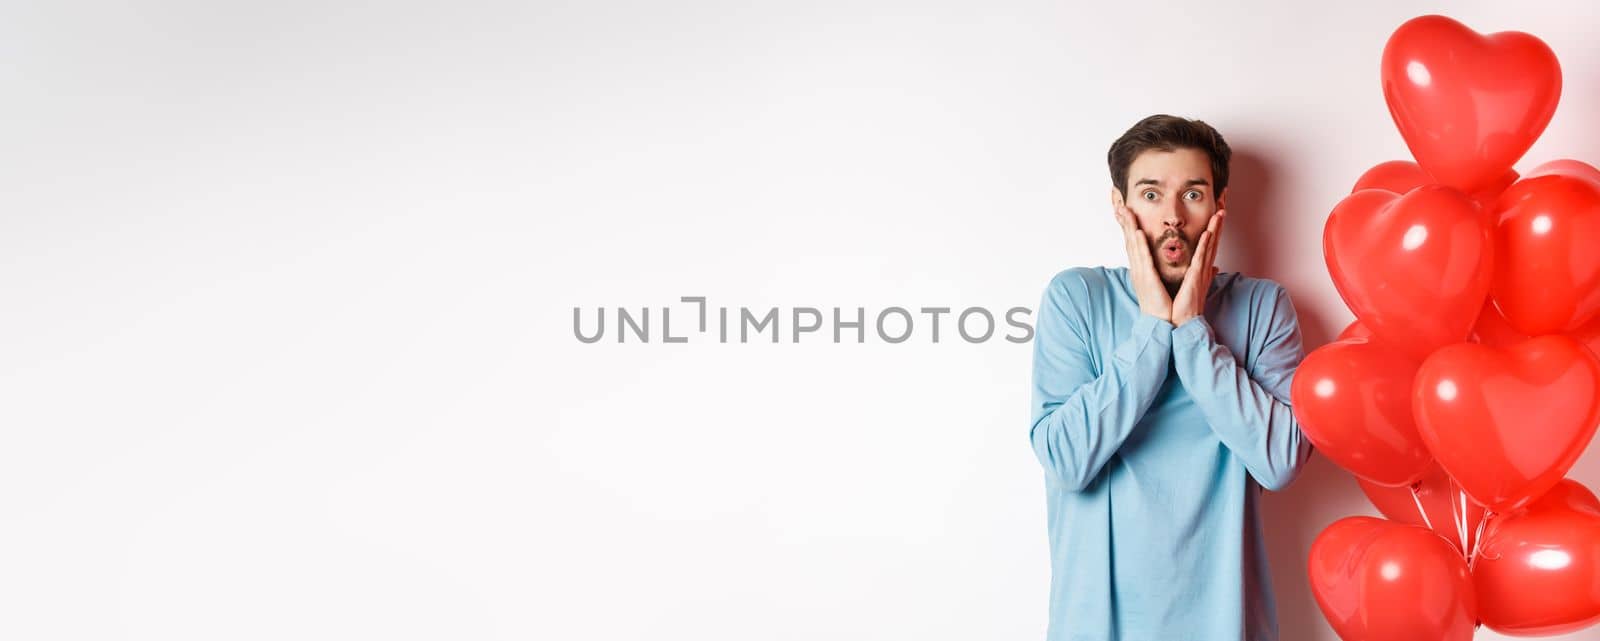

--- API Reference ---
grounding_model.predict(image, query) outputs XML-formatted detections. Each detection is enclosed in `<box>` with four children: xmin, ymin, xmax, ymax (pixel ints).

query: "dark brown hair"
<box><xmin>1107</xmin><ymin>114</ymin><xmax>1231</xmax><ymax>199</ymax></box>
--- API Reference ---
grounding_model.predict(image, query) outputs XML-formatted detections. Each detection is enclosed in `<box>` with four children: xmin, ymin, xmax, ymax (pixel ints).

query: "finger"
<box><xmin>1208</xmin><ymin>218</ymin><xmax>1222</xmax><ymax>264</ymax></box>
<box><xmin>1175</xmin><ymin>257</ymin><xmax>1194</xmax><ymax>291</ymax></box>
<box><xmin>1199</xmin><ymin>217</ymin><xmax>1217</xmax><ymax>257</ymax></box>
<box><xmin>1196</xmin><ymin>230</ymin><xmax>1211</xmax><ymax>268</ymax></box>
<box><xmin>1122</xmin><ymin>206</ymin><xmax>1143</xmax><ymax>231</ymax></box>
<box><xmin>1119</xmin><ymin>215</ymin><xmax>1139</xmax><ymax>255</ymax></box>
<box><xmin>1117</xmin><ymin>208</ymin><xmax>1139</xmax><ymax>244</ymax></box>
<box><xmin>1183</xmin><ymin>235</ymin><xmax>1207</xmax><ymax>280</ymax></box>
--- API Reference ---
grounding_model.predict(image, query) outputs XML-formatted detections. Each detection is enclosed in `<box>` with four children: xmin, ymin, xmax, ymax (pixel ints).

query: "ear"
<box><xmin>1216</xmin><ymin>187</ymin><xmax>1228</xmax><ymax>211</ymax></box>
<box><xmin>1110</xmin><ymin>186</ymin><xmax>1124</xmax><ymax>210</ymax></box>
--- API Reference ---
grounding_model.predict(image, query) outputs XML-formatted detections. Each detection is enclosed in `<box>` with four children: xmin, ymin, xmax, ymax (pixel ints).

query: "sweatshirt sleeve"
<box><xmin>1029</xmin><ymin>269</ymin><xmax>1175</xmax><ymax>491</ymax></box>
<box><xmin>1169</xmin><ymin>282</ymin><xmax>1312</xmax><ymax>491</ymax></box>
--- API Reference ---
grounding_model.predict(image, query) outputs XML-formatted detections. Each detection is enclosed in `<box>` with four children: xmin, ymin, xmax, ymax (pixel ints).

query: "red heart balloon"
<box><xmin>1474</xmin><ymin>479</ymin><xmax>1600</xmax><ymax>636</ymax></box>
<box><xmin>1472</xmin><ymin>299</ymin><xmax>1600</xmax><ymax>360</ymax></box>
<box><xmin>1337</xmin><ymin>320</ymin><xmax>1371</xmax><ymax>342</ymax></box>
<box><xmin>1341</xmin><ymin>319</ymin><xmax>1450</xmax><ymax>361</ymax></box>
<box><xmin>1490</xmin><ymin>173</ymin><xmax>1600</xmax><ymax>336</ymax></box>
<box><xmin>1358</xmin><ymin>462</ymin><xmax>1487</xmax><ymax>554</ymax></box>
<box><xmin>1381</xmin><ymin>15</ymin><xmax>1561</xmax><ymax>193</ymax></box>
<box><xmin>1526</xmin><ymin>159</ymin><xmax>1600</xmax><ymax>189</ymax></box>
<box><xmin>1352</xmin><ymin>160</ymin><xmax>1517</xmax><ymax>213</ymax></box>
<box><xmin>1470</xmin><ymin>300</ymin><xmax>1530</xmax><ymax>348</ymax></box>
<box><xmin>1310</xmin><ymin>516</ymin><xmax>1477</xmax><ymax>641</ymax></box>
<box><xmin>1325</xmin><ymin>185</ymin><xmax>1493</xmax><ymax>359</ymax></box>
<box><xmin>1412</xmin><ymin>336</ymin><xmax>1600</xmax><ymax>511</ymax></box>
<box><xmin>1292</xmin><ymin>337</ymin><xmax>1429</xmax><ymax>486</ymax></box>
<box><xmin>1352</xmin><ymin>160</ymin><xmax>1432</xmax><ymax>195</ymax></box>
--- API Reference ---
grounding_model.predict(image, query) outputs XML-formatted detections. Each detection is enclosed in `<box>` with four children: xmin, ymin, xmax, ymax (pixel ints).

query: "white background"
<box><xmin>5</xmin><ymin>1</ymin><xmax>1600</xmax><ymax>639</ymax></box>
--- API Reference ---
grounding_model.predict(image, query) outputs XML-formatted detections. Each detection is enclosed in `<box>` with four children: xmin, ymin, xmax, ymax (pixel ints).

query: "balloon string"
<box><xmin>1448</xmin><ymin>478</ymin><xmax>1467</xmax><ymax>555</ymax></box>
<box><xmin>1468</xmin><ymin>510</ymin><xmax>1494</xmax><ymax>570</ymax></box>
<box><xmin>1407</xmin><ymin>483</ymin><xmax>1433</xmax><ymax>531</ymax></box>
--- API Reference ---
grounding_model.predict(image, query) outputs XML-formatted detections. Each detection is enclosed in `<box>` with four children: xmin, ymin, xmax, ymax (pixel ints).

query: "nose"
<box><xmin>1162</xmin><ymin>203</ymin><xmax>1185</xmax><ymax>235</ymax></box>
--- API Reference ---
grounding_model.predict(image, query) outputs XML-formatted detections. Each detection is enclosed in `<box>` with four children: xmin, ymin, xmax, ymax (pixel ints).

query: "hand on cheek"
<box><xmin>1114</xmin><ymin>201</ymin><xmax>1174</xmax><ymax>321</ymax></box>
<box><xmin>1170</xmin><ymin>210</ymin><xmax>1225</xmax><ymax>327</ymax></box>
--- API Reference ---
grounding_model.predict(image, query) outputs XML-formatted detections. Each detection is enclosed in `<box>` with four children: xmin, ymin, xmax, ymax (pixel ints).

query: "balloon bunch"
<box><xmin>1292</xmin><ymin>15</ymin><xmax>1600</xmax><ymax>641</ymax></box>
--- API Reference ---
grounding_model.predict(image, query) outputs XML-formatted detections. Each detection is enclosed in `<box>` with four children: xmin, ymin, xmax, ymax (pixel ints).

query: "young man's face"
<box><xmin>1112</xmin><ymin>147</ymin><xmax>1227</xmax><ymax>288</ymax></box>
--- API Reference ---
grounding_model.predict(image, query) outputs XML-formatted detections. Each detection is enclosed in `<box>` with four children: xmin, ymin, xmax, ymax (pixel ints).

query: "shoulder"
<box><xmin>1226</xmin><ymin>275</ymin><xmax>1300</xmax><ymax>336</ymax></box>
<box><xmin>1044</xmin><ymin>265</ymin><xmax>1120</xmax><ymax>296</ymax></box>
<box><xmin>1039</xmin><ymin>266</ymin><xmax>1119</xmax><ymax>316</ymax></box>
<box><xmin>1224</xmin><ymin>273</ymin><xmax>1292</xmax><ymax>305</ymax></box>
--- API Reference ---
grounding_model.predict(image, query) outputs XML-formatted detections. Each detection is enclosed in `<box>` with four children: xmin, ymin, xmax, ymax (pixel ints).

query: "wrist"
<box><xmin>1138</xmin><ymin>308</ymin><xmax>1174</xmax><ymax>328</ymax></box>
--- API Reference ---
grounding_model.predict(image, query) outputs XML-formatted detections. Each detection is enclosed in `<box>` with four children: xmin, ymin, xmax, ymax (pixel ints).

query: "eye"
<box><xmin>1142</xmin><ymin>190</ymin><xmax>1158</xmax><ymax>201</ymax></box>
<box><xmin>1185</xmin><ymin>190</ymin><xmax>1203</xmax><ymax>201</ymax></box>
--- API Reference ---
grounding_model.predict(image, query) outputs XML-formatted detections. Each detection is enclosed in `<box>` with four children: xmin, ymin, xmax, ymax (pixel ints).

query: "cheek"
<box><xmin>1127</xmin><ymin>204</ymin><xmax>1161</xmax><ymax>230</ymax></box>
<box><xmin>1186</xmin><ymin>203</ymin><xmax>1214</xmax><ymax>232</ymax></box>
<box><xmin>1141</xmin><ymin>217</ymin><xmax>1166</xmax><ymax>237</ymax></box>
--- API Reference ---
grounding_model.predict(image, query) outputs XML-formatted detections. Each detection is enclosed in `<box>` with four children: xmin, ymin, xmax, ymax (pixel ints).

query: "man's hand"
<box><xmin>1114</xmin><ymin>204</ymin><xmax>1173</xmax><ymax>322</ymax></box>
<box><xmin>1171</xmin><ymin>210</ymin><xmax>1224</xmax><ymax>327</ymax></box>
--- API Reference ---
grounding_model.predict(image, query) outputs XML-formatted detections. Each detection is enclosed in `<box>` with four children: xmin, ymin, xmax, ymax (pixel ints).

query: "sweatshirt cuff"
<box><xmin>1172</xmin><ymin>315</ymin><xmax>1215</xmax><ymax>345</ymax></box>
<box><xmin>1114</xmin><ymin>310</ymin><xmax>1175</xmax><ymax>366</ymax></box>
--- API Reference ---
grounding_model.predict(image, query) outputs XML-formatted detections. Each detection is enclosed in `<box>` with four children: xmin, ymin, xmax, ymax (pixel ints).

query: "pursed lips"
<box><xmin>1158</xmin><ymin>234</ymin><xmax>1187</xmax><ymax>261</ymax></box>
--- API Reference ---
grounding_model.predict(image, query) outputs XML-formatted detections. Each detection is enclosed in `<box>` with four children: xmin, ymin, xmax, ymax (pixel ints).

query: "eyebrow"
<box><xmin>1134</xmin><ymin>178</ymin><xmax>1211</xmax><ymax>188</ymax></box>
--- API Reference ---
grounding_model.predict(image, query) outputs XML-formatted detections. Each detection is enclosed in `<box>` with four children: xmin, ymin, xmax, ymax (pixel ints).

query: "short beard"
<box><xmin>1159</xmin><ymin>267</ymin><xmax>1185</xmax><ymax>292</ymax></box>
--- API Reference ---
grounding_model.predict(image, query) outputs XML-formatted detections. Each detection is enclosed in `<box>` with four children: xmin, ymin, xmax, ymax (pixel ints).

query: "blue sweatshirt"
<box><xmin>1029</xmin><ymin>266</ymin><xmax>1313</xmax><ymax>641</ymax></box>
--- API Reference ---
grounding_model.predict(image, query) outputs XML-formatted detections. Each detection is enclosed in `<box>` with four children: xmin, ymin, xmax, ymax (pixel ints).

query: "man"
<box><xmin>1029</xmin><ymin>114</ymin><xmax>1313</xmax><ymax>641</ymax></box>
